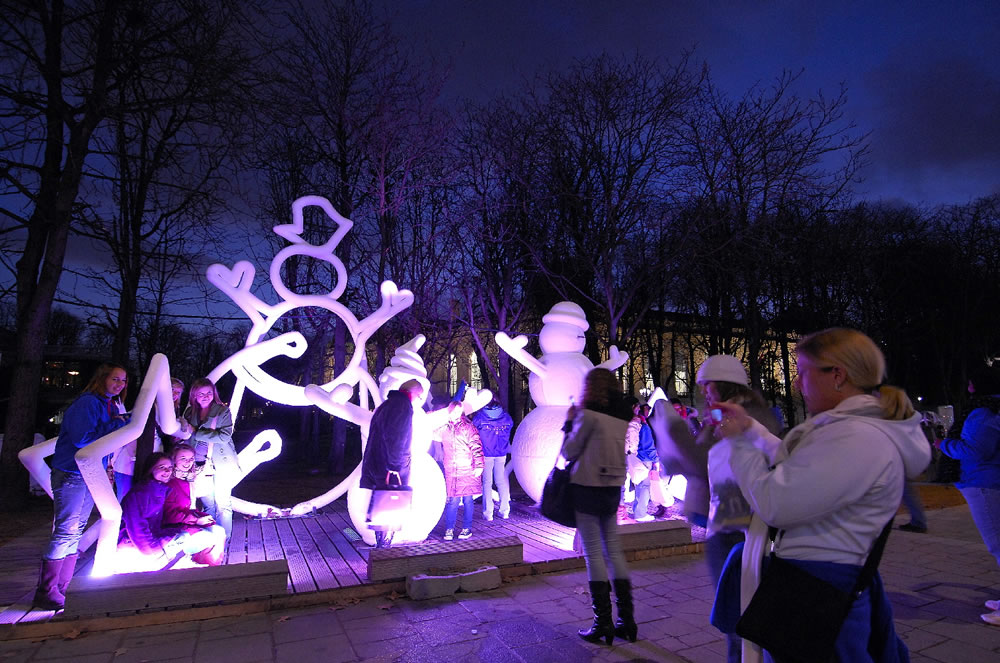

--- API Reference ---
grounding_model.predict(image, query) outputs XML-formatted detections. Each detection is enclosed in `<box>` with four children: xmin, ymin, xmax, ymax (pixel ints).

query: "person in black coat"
<box><xmin>361</xmin><ymin>380</ymin><xmax>424</xmax><ymax>547</ymax></box>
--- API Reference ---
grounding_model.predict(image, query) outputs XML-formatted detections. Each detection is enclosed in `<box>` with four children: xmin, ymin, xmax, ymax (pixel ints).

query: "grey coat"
<box><xmin>561</xmin><ymin>409</ymin><xmax>628</xmax><ymax>488</ymax></box>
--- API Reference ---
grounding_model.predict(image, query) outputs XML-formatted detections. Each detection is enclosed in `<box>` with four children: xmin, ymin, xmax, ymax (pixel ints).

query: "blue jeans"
<box><xmin>960</xmin><ymin>486</ymin><xmax>1000</xmax><ymax>567</ymax></box>
<box><xmin>481</xmin><ymin>456</ymin><xmax>510</xmax><ymax>518</ymax></box>
<box><xmin>901</xmin><ymin>480</ymin><xmax>927</xmax><ymax>528</ymax></box>
<box><xmin>706</xmin><ymin>531</ymin><xmax>745</xmax><ymax>663</ymax></box>
<box><xmin>164</xmin><ymin>524</ymin><xmax>227</xmax><ymax>557</ymax></box>
<box><xmin>633</xmin><ymin>476</ymin><xmax>651</xmax><ymax>517</ymax></box>
<box><xmin>199</xmin><ymin>474</ymin><xmax>233</xmax><ymax>537</ymax></box>
<box><xmin>575</xmin><ymin>510</ymin><xmax>630</xmax><ymax>583</ymax></box>
<box><xmin>115</xmin><ymin>471</ymin><xmax>133</xmax><ymax>502</ymax></box>
<box><xmin>46</xmin><ymin>469</ymin><xmax>95</xmax><ymax>560</ymax></box>
<box><xmin>444</xmin><ymin>495</ymin><xmax>474</xmax><ymax>530</ymax></box>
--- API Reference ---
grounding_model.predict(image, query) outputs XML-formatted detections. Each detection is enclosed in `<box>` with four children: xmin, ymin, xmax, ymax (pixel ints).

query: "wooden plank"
<box><xmin>260</xmin><ymin>520</ymin><xmax>283</xmax><ymax>561</ymax></box>
<box><xmin>472</xmin><ymin>519</ymin><xmax>558</xmax><ymax>563</ymax></box>
<box><xmin>246</xmin><ymin>519</ymin><xmax>265</xmax><ymax>563</ymax></box>
<box><xmin>302</xmin><ymin>516</ymin><xmax>359</xmax><ymax>588</ymax></box>
<box><xmin>227</xmin><ymin>516</ymin><xmax>247</xmax><ymax>565</ymax></box>
<box><xmin>274</xmin><ymin>519</ymin><xmax>316</xmax><ymax>594</ymax></box>
<box><xmin>0</xmin><ymin>592</ymin><xmax>33</xmax><ymax>625</ymax></box>
<box><xmin>290</xmin><ymin>517</ymin><xmax>339</xmax><ymax>591</ymax></box>
<box><xmin>317</xmin><ymin>510</ymin><xmax>369</xmax><ymax>582</ymax></box>
<box><xmin>367</xmin><ymin>535</ymin><xmax>522</xmax><ymax>582</ymax></box>
<box><xmin>63</xmin><ymin>560</ymin><xmax>289</xmax><ymax>617</ymax></box>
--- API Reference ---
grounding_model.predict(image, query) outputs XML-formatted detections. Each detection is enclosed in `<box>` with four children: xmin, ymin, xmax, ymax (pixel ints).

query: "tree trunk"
<box><xmin>1</xmin><ymin>214</ymin><xmax>73</xmax><ymax>509</ymax></box>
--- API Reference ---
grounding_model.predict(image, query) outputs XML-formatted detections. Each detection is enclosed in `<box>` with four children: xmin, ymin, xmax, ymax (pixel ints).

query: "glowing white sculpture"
<box><xmin>203</xmin><ymin>195</ymin><xmax>415</xmax><ymax>519</ymax></box>
<box><xmin>19</xmin><ymin>194</ymin><xmax>462</xmax><ymax>570</ymax></box>
<box><xmin>495</xmin><ymin>302</ymin><xmax>628</xmax><ymax>502</ymax></box>
<box><xmin>300</xmin><ymin>335</ymin><xmax>491</xmax><ymax>545</ymax></box>
<box><xmin>18</xmin><ymin>354</ymin><xmax>283</xmax><ymax>576</ymax></box>
<box><xmin>206</xmin><ymin>196</ymin><xmax>412</xmax><ymax>414</ymax></box>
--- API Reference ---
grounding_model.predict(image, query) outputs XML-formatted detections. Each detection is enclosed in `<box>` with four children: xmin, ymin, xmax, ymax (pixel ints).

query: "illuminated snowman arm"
<box><xmin>304</xmin><ymin>383</ymin><xmax>375</xmax><ymax>429</ymax></box>
<box><xmin>647</xmin><ymin>386</ymin><xmax>668</xmax><ymax>410</ymax></box>
<box><xmin>461</xmin><ymin>387</ymin><xmax>494</xmax><ymax>416</ymax></box>
<box><xmin>206</xmin><ymin>261</ymin><xmax>269</xmax><ymax>328</ymax></box>
<box><xmin>355</xmin><ymin>281</ymin><xmax>414</xmax><ymax>347</ymax></box>
<box><xmin>495</xmin><ymin>332</ymin><xmax>547</xmax><ymax>378</ymax></box>
<box><xmin>597</xmin><ymin>345</ymin><xmax>628</xmax><ymax>372</ymax></box>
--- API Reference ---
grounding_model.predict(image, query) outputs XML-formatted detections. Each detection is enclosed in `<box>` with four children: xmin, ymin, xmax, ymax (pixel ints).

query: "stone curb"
<box><xmin>406</xmin><ymin>565</ymin><xmax>501</xmax><ymax>600</ymax></box>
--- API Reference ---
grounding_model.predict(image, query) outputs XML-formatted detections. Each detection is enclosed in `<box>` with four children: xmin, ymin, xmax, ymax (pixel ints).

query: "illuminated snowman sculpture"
<box><xmin>205</xmin><ymin>195</ymin><xmax>416</xmax><ymax>517</ymax></box>
<box><xmin>496</xmin><ymin>302</ymin><xmax>628</xmax><ymax>503</ymax></box>
<box><xmin>299</xmin><ymin>336</ymin><xmax>491</xmax><ymax>545</ymax></box>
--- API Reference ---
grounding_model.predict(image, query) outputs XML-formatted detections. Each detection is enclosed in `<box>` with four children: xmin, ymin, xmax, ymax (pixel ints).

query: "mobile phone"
<box><xmin>710</xmin><ymin>408</ymin><xmax>723</xmax><ymax>423</ymax></box>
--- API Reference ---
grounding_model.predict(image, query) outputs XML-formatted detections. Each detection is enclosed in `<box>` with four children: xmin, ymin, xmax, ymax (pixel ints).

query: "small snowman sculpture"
<box><xmin>299</xmin><ymin>335</ymin><xmax>491</xmax><ymax>545</ymax></box>
<box><xmin>496</xmin><ymin>301</ymin><xmax>628</xmax><ymax>502</ymax></box>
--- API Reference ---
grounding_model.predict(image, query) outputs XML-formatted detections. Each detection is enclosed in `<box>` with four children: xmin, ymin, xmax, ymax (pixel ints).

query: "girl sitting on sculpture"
<box><xmin>118</xmin><ymin>453</ymin><xmax>227</xmax><ymax>566</ymax></box>
<box><xmin>183</xmin><ymin>378</ymin><xmax>239</xmax><ymax>536</ymax></box>
<box><xmin>163</xmin><ymin>443</ymin><xmax>226</xmax><ymax>565</ymax></box>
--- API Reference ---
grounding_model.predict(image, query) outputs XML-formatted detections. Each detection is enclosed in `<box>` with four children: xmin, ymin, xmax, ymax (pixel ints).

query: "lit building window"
<box><xmin>640</xmin><ymin>368</ymin><xmax>654</xmax><ymax>399</ymax></box>
<box><xmin>674</xmin><ymin>360</ymin><xmax>689</xmax><ymax>396</ymax></box>
<box><xmin>469</xmin><ymin>352</ymin><xmax>482</xmax><ymax>390</ymax></box>
<box><xmin>448</xmin><ymin>353</ymin><xmax>458</xmax><ymax>396</ymax></box>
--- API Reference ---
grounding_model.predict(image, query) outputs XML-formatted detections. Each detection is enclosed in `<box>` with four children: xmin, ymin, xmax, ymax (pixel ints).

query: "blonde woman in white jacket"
<box><xmin>713</xmin><ymin>328</ymin><xmax>930</xmax><ymax>663</ymax></box>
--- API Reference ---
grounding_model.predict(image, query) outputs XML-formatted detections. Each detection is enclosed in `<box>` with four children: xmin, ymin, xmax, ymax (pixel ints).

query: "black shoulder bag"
<box><xmin>735</xmin><ymin>519</ymin><xmax>893</xmax><ymax>663</ymax></box>
<box><xmin>540</xmin><ymin>417</ymin><xmax>591</xmax><ymax>528</ymax></box>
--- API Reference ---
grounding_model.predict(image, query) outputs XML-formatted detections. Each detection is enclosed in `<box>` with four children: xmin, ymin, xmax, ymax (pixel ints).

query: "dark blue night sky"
<box><xmin>378</xmin><ymin>0</ymin><xmax>1000</xmax><ymax>206</ymax></box>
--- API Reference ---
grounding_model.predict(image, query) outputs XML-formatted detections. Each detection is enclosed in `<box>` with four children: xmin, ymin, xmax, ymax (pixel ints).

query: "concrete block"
<box><xmin>458</xmin><ymin>566</ymin><xmax>501</xmax><ymax>593</ymax></box>
<box><xmin>406</xmin><ymin>573</ymin><xmax>460</xmax><ymax>600</ymax></box>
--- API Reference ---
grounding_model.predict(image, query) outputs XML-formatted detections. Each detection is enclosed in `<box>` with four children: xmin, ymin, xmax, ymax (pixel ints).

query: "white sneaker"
<box><xmin>443</xmin><ymin>529</ymin><xmax>454</xmax><ymax>541</ymax></box>
<box><xmin>458</xmin><ymin>528</ymin><xmax>472</xmax><ymax>540</ymax></box>
<box><xmin>981</xmin><ymin>610</ymin><xmax>1000</xmax><ymax>626</ymax></box>
<box><xmin>484</xmin><ymin>513</ymin><xmax>494</xmax><ymax>521</ymax></box>
<box><xmin>635</xmin><ymin>514</ymin><xmax>655</xmax><ymax>523</ymax></box>
<box><xmin>986</xmin><ymin>599</ymin><xmax>1000</xmax><ymax>611</ymax></box>
<box><xmin>499</xmin><ymin>511</ymin><xmax>510</xmax><ymax>520</ymax></box>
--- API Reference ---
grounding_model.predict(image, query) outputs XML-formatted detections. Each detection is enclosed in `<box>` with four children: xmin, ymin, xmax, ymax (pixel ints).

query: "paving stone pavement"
<box><xmin>2</xmin><ymin>504</ymin><xmax>999</xmax><ymax>662</ymax></box>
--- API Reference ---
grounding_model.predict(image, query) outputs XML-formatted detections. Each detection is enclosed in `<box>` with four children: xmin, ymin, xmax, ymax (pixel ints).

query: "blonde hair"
<box><xmin>187</xmin><ymin>377</ymin><xmax>226</xmax><ymax>414</ymax></box>
<box><xmin>796</xmin><ymin>328</ymin><xmax>914</xmax><ymax>420</ymax></box>
<box><xmin>83</xmin><ymin>362</ymin><xmax>128</xmax><ymax>404</ymax></box>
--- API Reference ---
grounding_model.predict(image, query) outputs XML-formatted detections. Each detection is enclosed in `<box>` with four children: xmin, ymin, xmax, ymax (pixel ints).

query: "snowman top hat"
<box><xmin>542</xmin><ymin>301</ymin><xmax>589</xmax><ymax>331</ymax></box>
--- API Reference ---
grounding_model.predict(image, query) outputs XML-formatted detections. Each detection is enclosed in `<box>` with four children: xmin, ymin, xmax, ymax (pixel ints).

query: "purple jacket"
<box><xmin>119</xmin><ymin>480</ymin><xmax>180</xmax><ymax>554</ymax></box>
<box><xmin>472</xmin><ymin>405</ymin><xmax>514</xmax><ymax>457</ymax></box>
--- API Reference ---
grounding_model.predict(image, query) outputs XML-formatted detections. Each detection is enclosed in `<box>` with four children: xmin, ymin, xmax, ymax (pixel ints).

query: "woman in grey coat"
<box><xmin>561</xmin><ymin>368</ymin><xmax>634</xmax><ymax>645</ymax></box>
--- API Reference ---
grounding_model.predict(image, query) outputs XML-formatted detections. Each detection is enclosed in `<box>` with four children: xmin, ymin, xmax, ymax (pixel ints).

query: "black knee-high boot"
<box><xmin>579</xmin><ymin>580</ymin><xmax>614</xmax><ymax>645</ymax></box>
<box><xmin>613</xmin><ymin>578</ymin><xmax>637</xmax><ymax>642</ymax></box>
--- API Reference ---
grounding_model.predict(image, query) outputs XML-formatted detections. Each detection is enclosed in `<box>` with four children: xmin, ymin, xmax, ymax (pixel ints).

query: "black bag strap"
<box><xmin>559</xmin><ymin>407</ymin><xmax>590</xmax><ymax>470</ymax></box>
<box><xmin>767</xmin><ymin>518</ymin><xmax>894</xmax><ymax>599</ymax></box>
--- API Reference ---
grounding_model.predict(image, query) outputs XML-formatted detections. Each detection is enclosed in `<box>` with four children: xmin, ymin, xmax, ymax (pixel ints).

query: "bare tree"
<box><xmin>526</xmin><ymin>53</ymin><xmax>698</xmax><ymax>363</ymax></box>
<box><xmin>266</xmin><ymin>0</ymin><xmax>453</xmax><ymax>470</ymax></box>
<box><xmin>675</xmin><ymin>69</ymin><xmax>869</xmax><ymax>387</ymax></box>
<box><xmin>0</xmin><ymin>0</ymin><xmax>250</xmax><ymax>507</ymax></box>
<box><xmin>451</xmin><ymin>98</ymin><xmax>545</xmax><ymax>409</ymax></box>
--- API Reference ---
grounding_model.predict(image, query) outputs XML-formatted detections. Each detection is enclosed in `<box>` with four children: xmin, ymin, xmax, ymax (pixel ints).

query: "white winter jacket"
<box><xmin>727</xmin><ymin>394</ymin><xmax>931</xmax><ymax>663</ymax></box>
<box><xmin>728</xmin><ymin>394</ymin><xmax>930</xmax><ymax>566</ymax></box>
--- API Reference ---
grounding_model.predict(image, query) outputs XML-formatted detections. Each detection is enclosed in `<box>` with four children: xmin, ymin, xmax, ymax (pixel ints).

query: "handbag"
<box><xmin>735</xmin><ymin>520</ymin><xmax>893</xmax><ymax>663</ymax></box>
<box><xmin>541</xmin><ymin>462</ymin><xmax>577</xmax><ymax>527</ymax></box>
<box><xmin>367</xmin><ymin>471</ymin><xmax>412</xmax><ymax>531</ymax></box>
<box><xmin>541</xmin><ymin>418</ymin><xmax>593</xmax><ymax>528</ymax></box>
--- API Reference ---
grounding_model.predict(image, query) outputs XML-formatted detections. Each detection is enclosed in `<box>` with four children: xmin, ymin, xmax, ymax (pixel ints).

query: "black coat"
<box><xmin>360</xmin><ymin>390</ymin><xmax>413</xmax><ymax>489</ymax></box>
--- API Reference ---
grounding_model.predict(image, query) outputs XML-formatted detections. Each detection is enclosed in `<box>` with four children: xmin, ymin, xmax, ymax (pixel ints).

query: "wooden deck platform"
<box><xmin>0</xmin><ymin>497</ymin><xmax>701</xmax><ymax>636</ymax></box>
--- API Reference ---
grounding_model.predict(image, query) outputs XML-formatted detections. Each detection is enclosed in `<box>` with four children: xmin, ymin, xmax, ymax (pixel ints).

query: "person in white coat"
<box><xmin>713</xmin><ymin>328</ymin><xmax>930</xmax><ymax>663</ymax></box>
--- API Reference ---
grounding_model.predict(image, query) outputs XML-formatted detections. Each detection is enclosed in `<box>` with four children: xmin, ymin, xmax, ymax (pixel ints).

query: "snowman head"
<box><xmin>539</xmin><ymin>302</ymin><xmax>588</xmax><ymax>354</ymax></box>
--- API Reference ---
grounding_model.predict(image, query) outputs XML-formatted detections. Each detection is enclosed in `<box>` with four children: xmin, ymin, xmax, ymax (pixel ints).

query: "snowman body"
<box><xmin>501</xmin><ymin>302</ymin><xmax>624</xmax><ymax>503</ymax></box>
